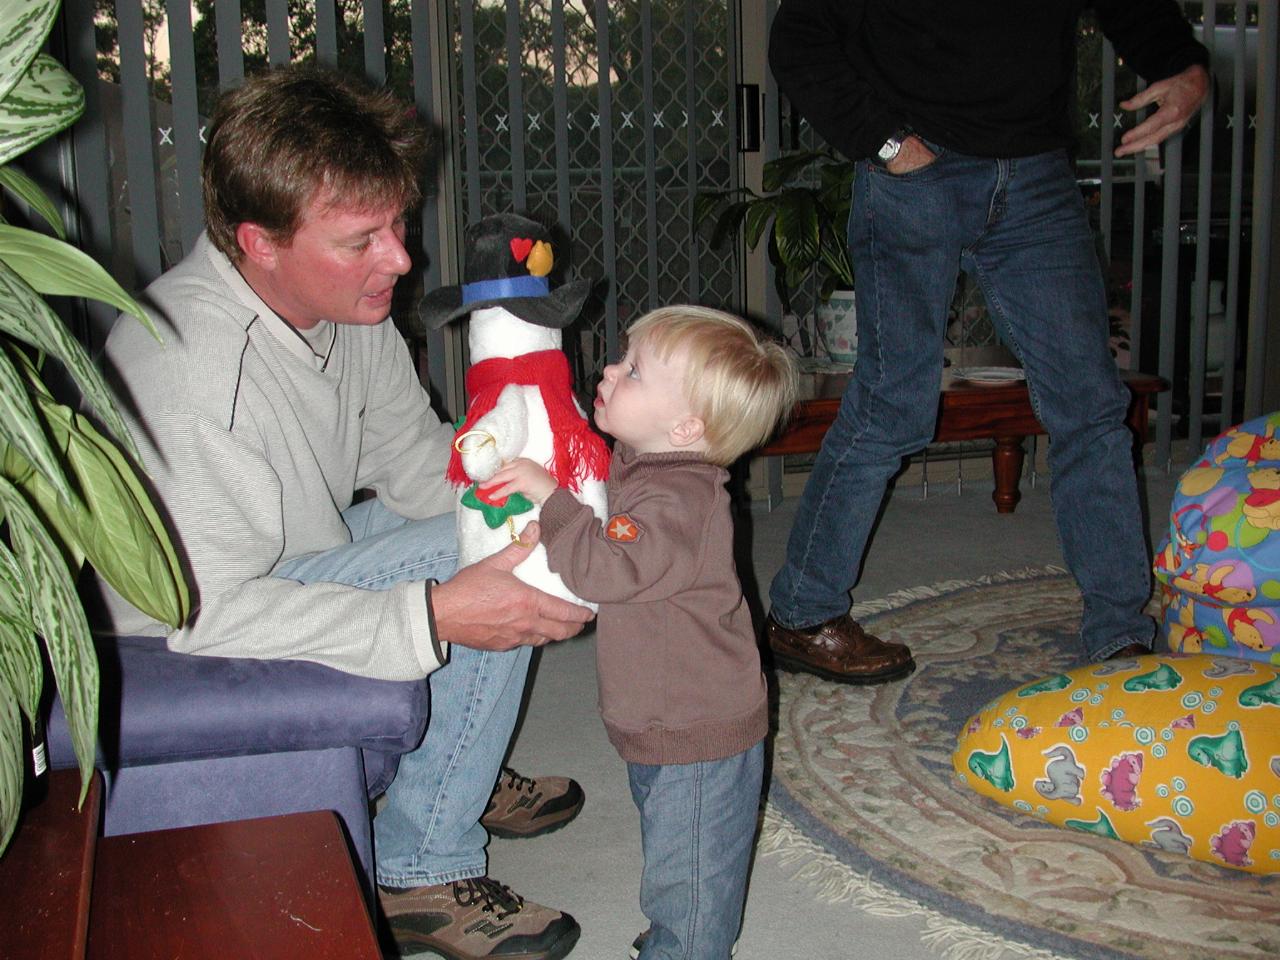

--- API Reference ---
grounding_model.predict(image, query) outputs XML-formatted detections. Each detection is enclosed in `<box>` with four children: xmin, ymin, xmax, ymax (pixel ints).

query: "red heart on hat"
<box><xmin>510</xmin><ymin>237</ymin><xmax>534</xmax><ymax>263</ymax></box>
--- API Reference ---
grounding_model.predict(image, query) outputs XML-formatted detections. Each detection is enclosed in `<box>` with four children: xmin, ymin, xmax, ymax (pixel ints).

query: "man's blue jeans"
<box><xmin>628</xmin><ymin>742</ymin><xmax>763</xmax><ymax>960</ymax></box>
<box><xmin>769</xmin><ymin>147</ymin><xmax>1154</xmax><ymax>662</ymax></box>
<box><xmin>275</xmin><ymin>498</ymin><xmax>531</xmax><ymax>886</ymax></box>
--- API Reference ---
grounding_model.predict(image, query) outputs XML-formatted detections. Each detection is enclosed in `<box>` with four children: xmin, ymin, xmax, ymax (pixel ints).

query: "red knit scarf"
<box><xmin>447</xmin><ymin>349</ymin><xmax>610</xmax><ymax>491</ymax></box>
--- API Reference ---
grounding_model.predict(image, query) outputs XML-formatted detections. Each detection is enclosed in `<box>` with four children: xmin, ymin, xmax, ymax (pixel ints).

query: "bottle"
<box><xmin>22</xmin><ymin>711</ymin><xmax>49</xmax><ymax>810</ymax></box>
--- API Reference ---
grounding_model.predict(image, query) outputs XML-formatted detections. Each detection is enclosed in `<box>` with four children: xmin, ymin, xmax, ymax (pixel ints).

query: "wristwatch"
<box><xmin>877</xmin><ymin>127</ymin><xmax>913</xmax><ymax>163</ymax></box>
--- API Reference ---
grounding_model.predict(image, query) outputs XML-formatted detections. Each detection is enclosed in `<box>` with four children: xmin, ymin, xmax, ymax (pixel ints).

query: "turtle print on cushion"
<box><xmin>953</xmin><ymin>653</ymin><xmax>1280</xmax><ymax>874</ymax></box>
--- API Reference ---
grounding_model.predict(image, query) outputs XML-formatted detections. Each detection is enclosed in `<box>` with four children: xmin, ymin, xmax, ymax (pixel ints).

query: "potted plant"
<box><xmin>696</xmin><ymin>148</ymin><xmax>857</xmax><ymax>362</ymax></box>
<box><xmin>0</xmin><ymin>0</ymin><xmax>188</xmax><ymax>854</ymax></box>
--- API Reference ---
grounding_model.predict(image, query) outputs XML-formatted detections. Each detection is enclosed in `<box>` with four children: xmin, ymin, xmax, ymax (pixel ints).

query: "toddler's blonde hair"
<box><xmin>626</xmin><ymin>305</ymin><xmax>798</xmax><ymax>466</ymax></box>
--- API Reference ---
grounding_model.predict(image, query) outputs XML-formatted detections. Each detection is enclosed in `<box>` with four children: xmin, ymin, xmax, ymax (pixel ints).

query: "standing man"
<box><xmin>100</xmin><ymin>66</ymin><xmax>588</xmax><ymax>960</ymax></box>
<box><xmin>766</xmin><ymin>1</ymin><xmax>1210</xmax><ymax>682</ymax></box>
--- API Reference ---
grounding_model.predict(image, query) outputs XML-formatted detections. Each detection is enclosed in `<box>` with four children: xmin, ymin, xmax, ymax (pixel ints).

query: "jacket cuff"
<box><xmin>418</xmin><ymin>580</ymin><xmax>448</xmax><ymax>672</ymax></box>
<box><xmin>537</xmin><ymin>488</ymin><xmax>582</xmax><ymax>544</ymax></box>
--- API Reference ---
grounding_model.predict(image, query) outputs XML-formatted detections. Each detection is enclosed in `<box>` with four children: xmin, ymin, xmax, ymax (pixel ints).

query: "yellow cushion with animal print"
<box><xmin>953</xmin><ymin>653</ymin><xmax>1280</xmax><ymax>874</ymax></box>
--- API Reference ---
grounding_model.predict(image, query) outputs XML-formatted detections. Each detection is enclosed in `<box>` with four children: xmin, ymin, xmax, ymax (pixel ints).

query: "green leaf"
<box><xmin>693</xmin><ymin>190</ymin><xmax>727</xmax><ymax>229</ymax></box>
<box><xmin>0</xmin><ymin>542</ymin><xmax>34</xmax><ymax>626</ymax></box>
<box><xmin>818</xmin><ymin>159</ymin><xmax>855</xmax><ymax>195</ymax></box>
<box><xmin>0</xmin><ymin>252</ymin><xmax>60</xmax><ymax>352</ymax></box>
<box><xmin>0</xmin><ymin>266</ymin><xmax>142</xmax><ymax>459</ymax></box>
<box><xmin>0</xmin><ymin>54</ymin><xmax>84</xmax><ymax>167</ymax></box>
<box><xmin>0</xmin><ymin>475</ymin><xmax>97</xmax><ymax>799</ymax></box>
<box><xmin>772</xmin><ymin>191</ymin><xmax>820</xmax><ymax>271</ymax></box>
<box><xmin>709</xmin><ymin>199</ymin><xmax>753</xmax><ymax>250</ymax></box>
<box><xmin>8</xmin><ymin>395</ymin><xmax>189</xmax><ymax>628</ymax></box>
<box><xmin>0</xmin><ymin>225</ymin><xmax>152</xmax><ymax>329</ymax></box>
<box><xmin>0</xmin><ymin>543</ymin><xmax>41</xmax><ymax>726</ymax></box>
<box><xmin>0</xmin><ymin>340</ymin><xmax>73</xmax><ymax>502</ymax></box>
<box><xmin>817</xmin><ymin>227</ymin><xmax>855</xmax><ymax>289</ymax></box>
<box><xmin>742</xmin><ymin>200</ymin><xmax>777</xmax><ymax>252</ymax></box>
<box><xmin>0</xmin><ymin>683</ymin><xmax>20</xmax><ymax>852</ymax></box>
<box><xmin>0</xmin><ymin>164</ymin><xmax>65</xmax><ymax>238</ymax></box>
<box><xmin>0</xmin><ymin>0</ymin><xmax>59</xmax><ymax>104</ymax></box>
<box><xmin>0</xmin><ymin>611</ymin><xmax>41</xmax><ymax>726</ymax></box>
<box><xmin>762</xmin><ymin>151</ymin><xmax>826</xmax><ymax>192</ymax></box>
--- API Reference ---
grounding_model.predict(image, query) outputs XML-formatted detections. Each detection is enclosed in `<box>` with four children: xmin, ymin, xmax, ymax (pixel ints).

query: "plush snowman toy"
<box><xmin>416</xmin><ymin>214</ymin><xmax>609</xmax><ymax>608</ymax></box>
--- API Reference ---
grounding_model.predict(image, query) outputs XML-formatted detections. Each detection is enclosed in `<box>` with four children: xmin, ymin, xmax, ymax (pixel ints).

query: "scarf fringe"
<box><xmin>448</xmin><ymin>350</ymin><xmax>610</xmax><ymax>490</ymax></box>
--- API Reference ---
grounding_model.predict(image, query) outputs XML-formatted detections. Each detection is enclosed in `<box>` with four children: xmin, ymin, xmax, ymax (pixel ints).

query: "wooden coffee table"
<box><xmin>759</xmin><ymin>370</ymin><xmax>1166</xmax><ymax>513</ymax></box>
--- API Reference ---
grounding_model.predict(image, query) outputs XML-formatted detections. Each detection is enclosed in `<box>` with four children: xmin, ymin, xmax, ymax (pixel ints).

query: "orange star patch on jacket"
<box><xmin>605</xmin><ymin>513</ymin><xmax>642</xmax><ymax>542</ymax></box>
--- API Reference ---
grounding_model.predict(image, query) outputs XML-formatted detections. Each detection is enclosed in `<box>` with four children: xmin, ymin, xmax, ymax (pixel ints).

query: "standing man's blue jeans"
<box><xmin>628</xmin><ymin>742</ymin><xmax>763</xmax><ymax>960</ymax></box>
<box><xmin>769</xmin><ymin>147</ymin><xmax>1154</xmax><ymax>661</ymax></box>
<box><xmin>274</xmin><ymin>498</ymin><xmax>531</xmax><ymax>886</ymax></box>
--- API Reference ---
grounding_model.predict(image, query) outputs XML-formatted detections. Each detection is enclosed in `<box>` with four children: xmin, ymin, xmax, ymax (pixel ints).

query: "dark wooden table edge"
<box><xmin>757</xmin><ymin>371</ymin><xmax>1169</xmax><ymax>513</ymax></box>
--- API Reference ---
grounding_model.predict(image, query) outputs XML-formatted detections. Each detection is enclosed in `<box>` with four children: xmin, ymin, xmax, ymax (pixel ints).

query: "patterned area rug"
<box><xmin>759</xmin><ymin>569</ymin><xmax>1279</xmax><ymax>960</ymax></box>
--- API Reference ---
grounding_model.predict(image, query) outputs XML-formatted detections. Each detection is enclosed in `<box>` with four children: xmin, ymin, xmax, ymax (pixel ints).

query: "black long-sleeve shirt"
<box><xmin>769</xmin><ymin>0</ymin><xmax>1210</xmax><ymax>161</ymax></box>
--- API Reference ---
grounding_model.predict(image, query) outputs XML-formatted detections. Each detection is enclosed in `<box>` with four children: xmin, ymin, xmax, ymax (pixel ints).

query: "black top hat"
<box><xmin>416</xmin><ymin>214</ymin><xmax>591</xmax><ymax>331</ymax></box>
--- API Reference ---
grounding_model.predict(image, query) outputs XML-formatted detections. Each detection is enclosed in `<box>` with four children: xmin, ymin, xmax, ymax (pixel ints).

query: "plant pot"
<box><xmin>816</xmin><ymin>289</ymin><xmax>857</xmax><ymax>364</ymax></box>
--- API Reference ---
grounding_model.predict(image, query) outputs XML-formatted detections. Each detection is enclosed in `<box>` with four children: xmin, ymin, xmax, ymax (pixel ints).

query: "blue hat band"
<box><xmin>461</xmin><ymin>275</ymin><xmax>550</xmax><ymax>304</ymax></box>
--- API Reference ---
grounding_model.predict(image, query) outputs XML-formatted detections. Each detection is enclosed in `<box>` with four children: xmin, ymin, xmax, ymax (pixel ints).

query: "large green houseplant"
<box><xmin>696</xmin><ymin>148</ymin><xmax>855</xmax><ymax>314</ymax></box>
<box><xmin>0</xmin><ymin>0</ymin><xmax>189</xmax><ymax>854</ymax></box>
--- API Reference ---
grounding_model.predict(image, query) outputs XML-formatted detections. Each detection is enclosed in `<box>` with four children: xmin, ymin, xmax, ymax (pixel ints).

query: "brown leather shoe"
<box><xmin>766</xmin><ymin>612</ymin><xmax>915</xmax><ymax>684</ymax></box>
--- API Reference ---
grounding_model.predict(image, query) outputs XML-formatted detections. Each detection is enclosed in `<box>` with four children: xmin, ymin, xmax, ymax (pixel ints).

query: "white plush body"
<box><xmin>455</xmin><ymin>306</ymin><xmax>607</xmax><ymax>609</ymax></box>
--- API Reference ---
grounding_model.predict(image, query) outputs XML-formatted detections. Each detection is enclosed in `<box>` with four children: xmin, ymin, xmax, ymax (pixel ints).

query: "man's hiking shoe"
<box><xmin>481</xmin><ymin>767</ymin><xmax>585</xmax><ymax>839</ymax></box>
<box><xmin>379</xmin><ymin>876</ymin><xmax>579</xmax><ymax>960</ymax></box>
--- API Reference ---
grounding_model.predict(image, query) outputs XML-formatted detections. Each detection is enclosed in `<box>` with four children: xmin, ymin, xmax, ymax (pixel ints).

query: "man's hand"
<box><xmin>886</xmin><ymin>135</ymin><xmax>936</xmax><ymax>175</ymax></box>
<box><xmin>430</xmin><ymin>521</ymin><xmax>593</xmax><ymax>651</ymax></box>
<box><xmin>1115</xmin><ymin>63</ymin><xmax>1210</xmax><ymax>158</ymax></box>
<box><xmin>482</xmin><ymin>457</ymin><xmax>558</xmax><ymax>505</ymax></box>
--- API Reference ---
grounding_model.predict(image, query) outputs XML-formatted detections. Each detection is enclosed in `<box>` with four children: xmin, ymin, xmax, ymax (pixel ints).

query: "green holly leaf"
<box><xmin>460</xmin><ymin>484</ymin><xmax>534</xmax><ymax>530</ymax></box>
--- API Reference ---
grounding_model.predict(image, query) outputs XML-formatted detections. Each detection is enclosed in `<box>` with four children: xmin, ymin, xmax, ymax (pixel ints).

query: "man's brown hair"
<box><xmin>202</xmin><ymin>65</ymin><xmax>427</xmax><ymax>261</ymax></box>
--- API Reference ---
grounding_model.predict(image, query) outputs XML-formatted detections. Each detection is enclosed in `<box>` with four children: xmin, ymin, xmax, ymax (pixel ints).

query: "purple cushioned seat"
<box><xmin>45</xmin><ymin>634</ymin><xmax>429</xmax><ymax>897</ymax></box>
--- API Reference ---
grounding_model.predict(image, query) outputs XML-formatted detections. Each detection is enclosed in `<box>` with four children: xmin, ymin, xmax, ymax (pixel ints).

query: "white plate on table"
<box><xmin>949</xmin><ymin>366</ymin><xmax>1025</xmax><ymax>383</ymax></box>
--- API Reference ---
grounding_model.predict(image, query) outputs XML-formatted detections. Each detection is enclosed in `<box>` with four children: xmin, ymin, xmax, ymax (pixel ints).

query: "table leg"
<box><xmin>992</xmin><ymin>436</ymin><xmax>1025</xmax><ymax>514</ymax></box>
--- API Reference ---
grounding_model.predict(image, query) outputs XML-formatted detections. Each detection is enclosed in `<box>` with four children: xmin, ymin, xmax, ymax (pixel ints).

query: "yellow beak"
<box><xmin>527</xmin><ymin>240</ymin><xmax>554</xmax><ymax>277</ymax></box>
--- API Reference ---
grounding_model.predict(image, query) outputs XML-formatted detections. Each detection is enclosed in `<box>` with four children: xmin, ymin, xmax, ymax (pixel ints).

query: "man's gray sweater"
<box><xmin>98</xmin><ymin>234</ymin><xmax>455</xmax><ymax>680</ymax></box>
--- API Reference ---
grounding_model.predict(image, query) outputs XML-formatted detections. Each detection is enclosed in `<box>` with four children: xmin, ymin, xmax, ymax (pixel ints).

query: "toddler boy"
<box><xmin>484</xmin><ymin>305</ymin><xmax>797</xmax><ymax>959</ymax></box>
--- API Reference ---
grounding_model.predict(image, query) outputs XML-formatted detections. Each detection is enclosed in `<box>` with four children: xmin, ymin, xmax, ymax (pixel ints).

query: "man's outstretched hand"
<box><xmin>1115</xmin><ymin>63</ymin><xmax>1210</xmax><ymax>158</ymax></box>
<box><xmin>430</xmin><ymin>521</ymin><xmax>593</xmax><ymax>651</ymax></box>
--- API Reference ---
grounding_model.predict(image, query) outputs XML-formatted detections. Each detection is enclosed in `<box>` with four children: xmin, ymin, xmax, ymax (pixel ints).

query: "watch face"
<box><xmin>877</xmin><ymin>138</ymin><xmax>901</xmax><ymax>162</ymax></box>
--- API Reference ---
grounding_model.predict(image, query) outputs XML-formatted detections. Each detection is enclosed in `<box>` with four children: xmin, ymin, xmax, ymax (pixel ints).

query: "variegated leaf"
<box><xmin>0</xmin><ymin>476</ymin><xmax>97</xmax><ymax>796</ymax></box>
<box><xmin>0</xmin><ymin>683</ymin><xmax>21</xmax><ymax>852</ymax></box>
<box><xmin>12</xmin><ymin>395</ymin><xmax>189</xmax><ymax>628</ymax></box>
<box><xmin>0</xmin><ymin>341</ymin><xmax>73</xmax><ymax>502</ymax></box>
<box><xmin>0</xmin><ymin>268</ymin><xmax>141</xmax><ymax>459</ymax></box>
<box><xmin>0</xmin><ymin>225</ymin><xmax>151</xmax><ymax>328</ymax></box>
<box><xmin>0</xmin><ymin>164</ymin><xmax>65</xmax><ymax>238</ymax></box>
<box><xmin>0</xmin><ymin>54</ymin><xmax>83</xmax><ymax>168</ymax></box>
<box><xmin>0</xmin><ymin>540</ymin><xmax>34</xmax><ymax>627</ymax></box>
<box><xmin>0</xmin><ymin>252</ymin><xmax>59</xmax><ymax>352</ymax></box>
<box><xmin>0</xmin><ymin>611</ymin><xmax>41</xmax><ymax>727</ymax></box>
<box><xmin>0</xmin><ymin>0</ymin><xmax>59</xmax><ymax>104</ymax></box>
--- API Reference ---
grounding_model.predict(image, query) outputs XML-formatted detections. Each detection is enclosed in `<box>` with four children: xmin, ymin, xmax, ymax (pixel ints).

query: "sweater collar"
<box><xmin>201</xmin><ymin>232</ymin><xmax>334</xmax><ymax>371</ymax></box>
<box><xmin>612</xmin><ymin>444</ymin><xmax>721</xmax><ymax>480</ymax></box>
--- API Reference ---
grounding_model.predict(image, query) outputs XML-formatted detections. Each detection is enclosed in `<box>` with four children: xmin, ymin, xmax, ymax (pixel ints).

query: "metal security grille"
<box><xmin>36</xmin><ymin>1</ymin><xmax>1278</xmax><ymax>461</ymax></box>
<box><xmin>52</xmin><ymin>1</ymin><xmax>453</xmax><ymax>377</ymax></box>
<box><xmin>44</xmin><ymin>0</ymin><xmax>740</xmax><ymax>412</ymax></box>
<box><xmin>448</xmin><ymin>0</ymin><xmax>741</xmax><ymax>381</ymax></box>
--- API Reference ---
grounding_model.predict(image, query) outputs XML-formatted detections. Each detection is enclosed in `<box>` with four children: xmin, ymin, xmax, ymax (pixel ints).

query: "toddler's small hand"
<box><xmin>482</xmin><ymin>457</ymin><xmax>558</xmax><ymax>504</ymax></box>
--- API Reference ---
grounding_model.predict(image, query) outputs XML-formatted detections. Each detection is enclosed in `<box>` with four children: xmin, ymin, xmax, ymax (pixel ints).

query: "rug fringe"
<box><xmin>759</xmin><ymin>806</ymin><xmax>1071</xmax><ymax>960</ymax></box>
<box><xmin>846</xmin><ymin>565</ymin><xmax>1070</xmax><ymax>621</ymax></box>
